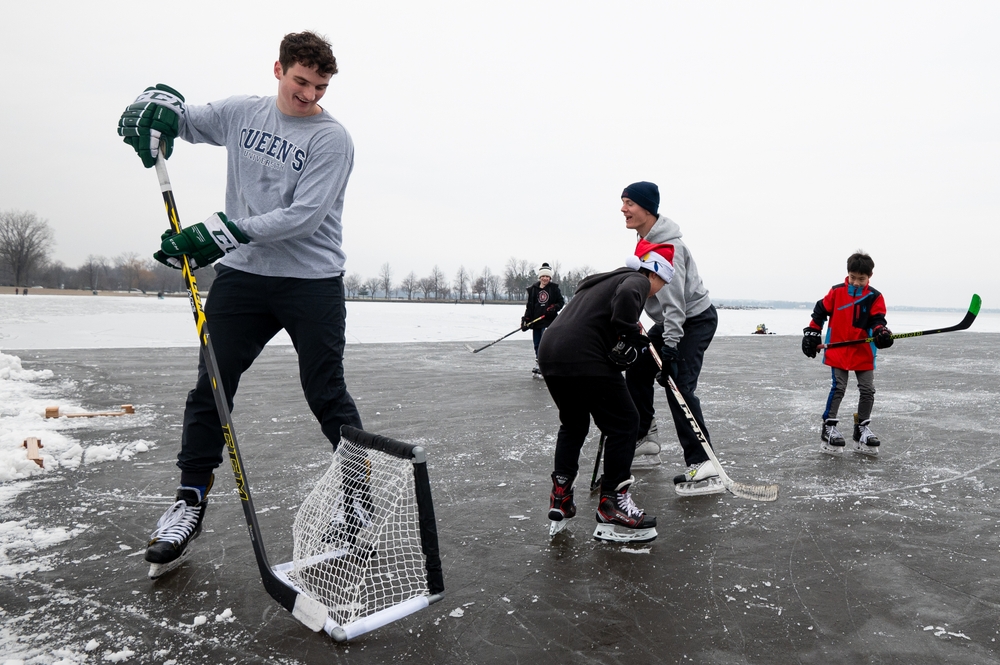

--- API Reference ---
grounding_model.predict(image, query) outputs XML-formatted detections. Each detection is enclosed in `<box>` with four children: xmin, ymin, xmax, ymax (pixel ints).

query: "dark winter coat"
<box><xmin>523</xmin><ymin>281</ymin><xmax>565</xmax><ymax>329</ymax></box>
<box><xmin>807</xmin><ymin>278</ymin><xmax>889</xmax><ymax>371</ymax></box>
<box><xmin>537</xmin><ymin>268</ymin><xmax>649</xmax><ymax>377</ymax></box>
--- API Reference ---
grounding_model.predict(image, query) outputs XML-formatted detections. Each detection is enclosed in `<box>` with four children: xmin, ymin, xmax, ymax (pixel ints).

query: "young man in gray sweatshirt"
<box><xmin>620</xmin><ymin>181</ymin><xmax>723</xmax><ymax>496</ymax></box>
<box><xmin>118</xmin><ymin>31</ymin><xmax>363</xmax><ymax>574</ymax></box>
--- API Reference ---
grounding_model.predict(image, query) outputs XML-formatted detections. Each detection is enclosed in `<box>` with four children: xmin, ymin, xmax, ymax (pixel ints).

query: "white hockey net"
<box><xmin>288</xmin><ymin>430</ymin><xmax>439</xmax><ymax>629</ymax></box>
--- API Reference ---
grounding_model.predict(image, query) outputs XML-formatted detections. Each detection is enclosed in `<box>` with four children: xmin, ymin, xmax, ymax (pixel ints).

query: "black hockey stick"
<box><xmin>464</xmin><ymin>316</ymin><xmax>544</xmax><ymax>353</ymax></box>
<box><xmin>819</xmin><ymin>294</ymin><xmax>981</xmax><ymax>350</ymax></box>
<box><xmin>640</xmin><ymin>323</ymin><xmax>778</xmax><ymax>502</ymax></box>
<box><xmin>153</xmin><ymin>150</ymin><xmax>328</xmax><ymax>632</ymax></box>
<box><xmin>589</xmin><ymin>433</ymin><xmax>606</xmax><ymax>493</ymax></box>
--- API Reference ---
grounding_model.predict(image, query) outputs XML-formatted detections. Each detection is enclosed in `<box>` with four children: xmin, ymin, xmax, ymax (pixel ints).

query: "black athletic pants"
<box><xmin>625</xmin><ymin>305</ymin><xmax>717</xmax><ymax>467</ymax></box>
<box><xmin>177</xmin><ymin>266</ymin><xmax>362</xmax><ymax>487</ymax></box>
<box><xmin>543</xmin><ymin>374</ymin><xmax>638</xmax><ymax>493</ymax></box>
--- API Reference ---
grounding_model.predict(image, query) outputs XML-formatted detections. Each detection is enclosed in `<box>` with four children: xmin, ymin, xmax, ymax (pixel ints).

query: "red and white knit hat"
<box><xmin>626</xmin><ymin>238</ymin><xmax>675</xmax><ymax>283</ymax></box>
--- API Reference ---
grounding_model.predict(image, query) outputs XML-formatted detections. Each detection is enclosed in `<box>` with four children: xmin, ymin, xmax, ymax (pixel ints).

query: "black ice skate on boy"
<box><xmin>820</xmin><ymin>419</ymin><xmax>846</xmax><ymax>456</ymax></box>
<box><xmin>852</xmin><ymin>413</ymin><xmax>880</xmax><ymax>457</ymax></box>
<box><xmin>145</xmin><ymin>479</ymin><xmax>212</xmax><ymax>579</ymax></box>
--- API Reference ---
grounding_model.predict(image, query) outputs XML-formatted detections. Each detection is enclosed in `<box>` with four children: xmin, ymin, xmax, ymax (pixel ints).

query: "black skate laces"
<box><xmin>150</xmin><ymin>500</ymin><xmax>201</xmax><ymax>544</ymax></box>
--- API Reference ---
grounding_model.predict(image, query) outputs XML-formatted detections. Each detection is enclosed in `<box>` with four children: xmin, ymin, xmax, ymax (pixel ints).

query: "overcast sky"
<box><xmin>1</xmin><ymin>1</ymin><xmax>997</xmax><ymax>308</ymax></box>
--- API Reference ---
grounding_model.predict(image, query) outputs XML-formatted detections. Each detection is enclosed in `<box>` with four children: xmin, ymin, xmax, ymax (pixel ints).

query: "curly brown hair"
<box><xmin>279</xmin><ymin>31</ymin><xmax>338</xmax><ymax>76</ymax></box>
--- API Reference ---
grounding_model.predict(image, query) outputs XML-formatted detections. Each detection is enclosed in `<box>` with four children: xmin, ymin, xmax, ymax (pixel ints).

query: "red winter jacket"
<box><xmin>807</xmin><ymin>278</ymin><xmax>888</xmax><ymax>371</ymax></box>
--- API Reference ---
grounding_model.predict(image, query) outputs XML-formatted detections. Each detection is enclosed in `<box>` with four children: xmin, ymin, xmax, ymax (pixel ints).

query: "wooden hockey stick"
<box><xmin>818</xmin><ymin>294</ymin><xmax>981</xmax><ymax>350</ymax></box>
<box><xmin>153</xmin><ymin>149</ymin><xmax>328</xmax><ymax>632</ymax></box>
<box><xmin>640</xmin><ymin>323</ymin><xmax>778</xmax><ymax>502</ymax></box>
<box><xmin>464</xmin><ymin>316</ymin><xmax>544</xmax><ymax>353</ymax></box>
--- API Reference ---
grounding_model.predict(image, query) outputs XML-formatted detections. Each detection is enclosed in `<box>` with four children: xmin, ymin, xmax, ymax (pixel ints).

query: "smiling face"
<box><xmin>847</xmin><ymin>271</ymin><xmax>871</xmax><ymax>290</ymax></box>
<box><xmin>274</xmin><ymin>61</ymin><xmax>332</xmax><ymax>117</ymax></box>
<box><xmin>622</xmin><ymin>198</ymin><xmax>657</xmax><ymax>237</ymax></box>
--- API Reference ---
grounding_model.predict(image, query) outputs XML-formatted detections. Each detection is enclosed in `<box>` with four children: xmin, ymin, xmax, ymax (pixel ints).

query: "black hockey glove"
<box><xmin>608</xmin><ymin>332</ymin><xmax>649</xmax><ymax>367</ymax></box>
<box><xmin>873</xmin><ymin>325</ymin><xmax>894</xmax><ymax>349</ymax></box>
<box><xmin>801</xmin><ymin>328</ymin><xmax>821</xmax><ymax>358</ymax></box>
<box><xmin>520</xmin><ymin>317</ymin><xmax>530</xmax><ymax>332</ymax></box>
<box><xmin>654</xmin><ymin>345</ymin><xmax>679</xmax><ymax>386</ymax></box>
<box><xmin>544</xmin><ymin>304</ymin><xmax>558</xmax><ymax>321</ymax></box>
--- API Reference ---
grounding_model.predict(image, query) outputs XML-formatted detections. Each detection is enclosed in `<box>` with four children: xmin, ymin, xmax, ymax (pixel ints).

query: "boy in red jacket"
<box><xmin>802</xmin><ymin>252</ymin><xmax>893</xmax><ymax>456</ymax></box>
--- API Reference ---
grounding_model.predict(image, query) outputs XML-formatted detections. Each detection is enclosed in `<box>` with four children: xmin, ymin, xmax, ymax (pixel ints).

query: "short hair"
<box><xmin>847</xmin><ymin>251</ymin><xmax>875</xmax><ymax>276</ymax></box>
<box><xmin>279</xmin><ymin>31</ymin><xmax>338</xmax><ymax>76</ymax></box>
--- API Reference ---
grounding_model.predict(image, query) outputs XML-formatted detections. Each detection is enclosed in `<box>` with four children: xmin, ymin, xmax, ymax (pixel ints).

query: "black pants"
<box><xmin>177</xmin><ymin>266</ymin><xmax>362</xmax><ymax>487</ymax></box>
<box><xmin>543</xmin><ymin>374</ymin><xmax>638</xmax><ymax>493</ymax></box>
<box><xmin>625</xmin><ymin>305</ymin><xmax>717</xmax><ymax>466</ymax></box>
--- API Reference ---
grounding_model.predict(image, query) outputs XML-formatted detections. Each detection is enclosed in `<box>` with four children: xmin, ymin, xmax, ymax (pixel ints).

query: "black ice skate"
<box><xmin>146</xmin><ymin>483</ymin><xmax>210</xmax><ymax>579</ymax></box>
<box><xmin>322</xmin><ymin>465</ymin><xmax>376</xmax><ymax>558</ymax></box>
<box><xmin>852</xmin><ymin>413</ymin><xmax>880</xmax><ymax>457</ymax></box>
<box><xmin>548</xmin><ymin>472</ymin><xmax>577</xmax><ymax>537</ymax></box>
<box><xmin>594</xmin><ymin>476</ymin><xmax>657</xmax><ymax>543</ymax></box>
<box><xmin>820</xmin><ymin>418</ymin><xmax>846</xmax><ymax>456</ymax></box>
<box><xmin>673</xmin><ymin>460</ymin><xmax>725</xmax><ymax>496</ymax></box>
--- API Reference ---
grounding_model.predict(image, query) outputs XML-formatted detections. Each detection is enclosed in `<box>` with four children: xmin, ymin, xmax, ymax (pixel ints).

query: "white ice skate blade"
<box><xmin>631</xmin><ymin>454</ymin><xmax>662</xmax><ymax>468</ymax></box>
<box><xmin>549</xmin><ymin>520</ymin><xmax>570</xmax><ymax>537</ymax></box>
<box><xmin>674</xmin><ymin>477</ymin><xmax>725</xmax><ymax>496</ymax></box>
<box><xmin>821</xmin><ymin>444</ymin><xmax>846</xmax><ymax>457</ymax></box>
<box><xmin>593</xmin><ymin>523</ymin><xmax>657</xmax><ymax>543</ymax></box>
<box><xmin>147</xmin><ymin>549</ymin><xmax>191</xmax><ymax>579</ymax></box>
<box><xmin>853</xmin><ymin>444</ymin><xmax>879</xmax><ymax>457</ymax></box>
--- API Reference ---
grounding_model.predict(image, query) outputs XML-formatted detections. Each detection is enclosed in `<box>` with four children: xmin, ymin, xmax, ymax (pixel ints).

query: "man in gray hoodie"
<box><xmin>620</xmin><ymin>181</ymin><xmax>723</xmax><ymax>496</ymax></box>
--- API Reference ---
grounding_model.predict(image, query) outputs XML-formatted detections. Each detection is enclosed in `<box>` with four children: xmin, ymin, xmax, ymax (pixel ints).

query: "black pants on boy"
<box><xmin>177</xmin><ymin>265</ymin><xmax>362</xmax><ymax>487</ymax></box>
<box><xmin>625</xmin><ymin>305</ymin><xmax>717</xmax><ymax>466</ymax></box>
<box><xmin>543</xmin><ymin>374</ymin><xmax>638</xmax><ymax>493</ymax></box>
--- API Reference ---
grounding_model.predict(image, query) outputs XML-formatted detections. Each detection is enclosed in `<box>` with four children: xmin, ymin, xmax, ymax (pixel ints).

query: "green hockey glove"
<box><xmin>118</xmin><ymin>84</ymin><xmax>185</xmax><ymax>168</ymax></box>
<box><xmin>157</xmin><ymin>213</ymin><xmax>250</xmax><ymax>269</ymax></box>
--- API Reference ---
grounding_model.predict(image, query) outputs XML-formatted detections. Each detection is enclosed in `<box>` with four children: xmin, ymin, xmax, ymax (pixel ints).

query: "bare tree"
<box><xmin>503</xmin><ymin>257</ymin><xmax>533</xmax><ymax>300</ymax></box>
<box><xmin>363</xmin><ymin>277</ymin><xmax>380</xmax><ymax>301</ymax></box>
<box><xmin>472</xmin><ymin>275</ymin><xmax>486</xmax><ymax>302</ymax></box>
<box><xmin>0</xmin><ymin>209</ymin><xmax>55</xmax><ymax>286</ymax></box>
<box><xmin>401</xmin><ymin>271</ymin><xmax>419</xmax><ymax>300</ymax></box>
<box><xmin>426</xmin><ymin>265</ymin><xmax>446</xmax><ymax>300</ymax></box>
<box><xmin>418</xmin><ymin>276</ymin><xmax>435</xmax><ymax>300</ymax></box>
<box><xmin>344</xmin><ymin>273</ymin><xmax>362</xmax><ymax>298</ymax></box>
<box><xmin>453</xmin><ymin>265</ymin><xmax>469</xmax><ymax>301</ymax></box>
<box><xmin>83</xmin><ymin>255</ymin><xmax>108</xmax><ymax>291</ymax></box>
<box><xmin>486</xmin><ymin>271</ymin><xmax>502</xmax><ymax>301</ymax></box>
<box><xmin>116</xmin><ymin>252</ymin><xmax>145</xmax><ymax>292</ymax></box>
<box><xmin>378</xmin><ymin>262</ymin><xmax>394</xmax><ymax>299</ymax></box>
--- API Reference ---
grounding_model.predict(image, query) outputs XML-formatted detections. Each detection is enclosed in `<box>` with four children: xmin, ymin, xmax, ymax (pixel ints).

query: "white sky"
<box><xmin>1</xmin><ymin>1</ymin><xmax>997</xmax><ymax>308</ymax></box>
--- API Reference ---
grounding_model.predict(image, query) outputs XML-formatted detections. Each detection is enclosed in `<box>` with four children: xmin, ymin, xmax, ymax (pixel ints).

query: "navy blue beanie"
<box><xmin>622</xmin><ymin>181</ymin><xmax>659</xmax><ymax>217</ymax></box>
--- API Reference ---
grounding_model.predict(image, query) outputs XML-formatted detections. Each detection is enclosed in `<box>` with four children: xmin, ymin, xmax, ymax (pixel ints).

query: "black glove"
<box><xmin>654</xmin><ymin>345</ymin><xmax>679</xmax><ymax>386</ymax></box>
<box><xmin>608</xmin><ymin>332</ymin><xmax>649</xmax><ymax>367</ymax></box>
<box><xmin>873</xmin><ymin>325</ymin><xmax>894</xmax><ymax>349</ymax></box>
<box><xmin>802</xmin><ymin>327</ymin><xmax>821</xmax><ymax>358</ymax></box>
<box><xmin>520</xmin><ymin>317</ymin><xmax>530</xmax><ymax>332</ymax></box>
<box><xmin>544</xmin><ymin>304</ymin><xmax>558</xmax><ymax>321</ymax></box>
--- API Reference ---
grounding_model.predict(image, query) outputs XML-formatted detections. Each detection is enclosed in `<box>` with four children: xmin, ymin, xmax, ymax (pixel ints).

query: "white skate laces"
<box><xmin>615</xmin><ymin>489</ymin><xmax>643</xmax><ymax>519</ymax></box>
<box><xmin>150</xmin><ymin>499</ymin><xmax>202</xmax><ymax>545</ymax></box>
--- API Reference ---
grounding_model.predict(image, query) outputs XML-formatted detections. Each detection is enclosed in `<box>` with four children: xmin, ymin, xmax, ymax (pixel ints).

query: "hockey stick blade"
<box><xmin>638</xmin><ymin>322</ymin><xmax>779</xmax><ymax>502</ymax></box>
<box><xmin>468</xmin><ymin>316</ymin><xmax>545</xmax><ymax>353</ymax></box>
<box><xmin>820</xmin><ymin>294</ymin><xmax>981</xmax><ymax>349</ymax></box>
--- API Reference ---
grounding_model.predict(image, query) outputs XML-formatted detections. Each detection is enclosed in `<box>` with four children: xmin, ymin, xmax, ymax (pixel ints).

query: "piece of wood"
<box><xmin>46</xmin><ymin>404</ymin><xmax>136</xmax><ymax>418</ymax></box>
<box><xmin>22</xmin><ymin>437</ymin><xmax>44</xmax><ymax>468</ymax></box>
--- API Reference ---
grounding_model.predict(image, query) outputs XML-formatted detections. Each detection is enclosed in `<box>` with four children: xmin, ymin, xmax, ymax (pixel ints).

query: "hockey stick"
<box><xmin>639</xmin><ymin>323</ymin><xmax>779</xmax><ymax>502</ymax></box>
<box><xmin>819</xmin><ymin>294</ymin><xmax>981</xmax><ymax>350</ymax></box>
<box><xmin>464</xmin><ymin>316</ymin><xmax>544</xmax><ymax>353</ymax></box>
<box><xmin>589</xmin><ymin>433</ymin><xmax>606</xmax><ymax>493</ymax></box>
<box><xmin>153</xmin><ymin>150</ymin><xmax>328</xmax><ymax>632</ymax></box>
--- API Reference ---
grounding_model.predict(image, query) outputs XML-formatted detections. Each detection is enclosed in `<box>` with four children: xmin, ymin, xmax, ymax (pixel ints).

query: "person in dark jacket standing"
<box><xmin>521</xmin><ymin>262</ymin><xmax>565</xmax><ymax>377</ymax></box>
<box><xmin>539</xmin><ymin>240</ymin><xmax>674</xmax><ymax>543</ymax></box>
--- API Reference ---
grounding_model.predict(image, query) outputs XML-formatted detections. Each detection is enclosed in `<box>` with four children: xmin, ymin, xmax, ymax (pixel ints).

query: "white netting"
<box><xmin>289</xmin><ymin>436</ymin><xmax>431</xmax><ymax>627</ymax></box>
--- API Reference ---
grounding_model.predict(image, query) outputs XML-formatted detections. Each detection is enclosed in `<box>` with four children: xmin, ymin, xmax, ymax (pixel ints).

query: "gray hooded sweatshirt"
<box><xmin>641</xmin><ymin>215</ymin><xmax>712</xmax><ymax>347</ymax></box>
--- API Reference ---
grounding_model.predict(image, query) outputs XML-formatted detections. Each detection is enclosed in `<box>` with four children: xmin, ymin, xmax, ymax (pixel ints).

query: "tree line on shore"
<box><xmin>1</xmin><ymin>208</ymin><xmax>595</xmax><ymax>300</ymax></box>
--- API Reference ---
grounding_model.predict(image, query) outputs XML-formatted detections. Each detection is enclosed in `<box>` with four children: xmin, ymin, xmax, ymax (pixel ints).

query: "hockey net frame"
<box><xmin>273</xmin><ymin>426</ymin><xmax>444</xmax><ymax>641</ymax></box>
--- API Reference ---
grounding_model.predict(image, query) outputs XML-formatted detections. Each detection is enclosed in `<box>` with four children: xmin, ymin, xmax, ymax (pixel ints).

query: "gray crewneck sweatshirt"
<box><xmin>179</xmin><ymin>95</ymin><xmax>353</xmax><ymax>279</ymax></box>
